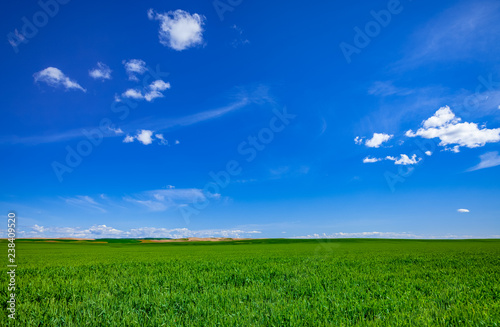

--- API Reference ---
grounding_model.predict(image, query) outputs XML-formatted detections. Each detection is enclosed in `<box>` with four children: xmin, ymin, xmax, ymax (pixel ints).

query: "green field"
<box><xmin>1</xmin><ymin>239</ymin><xmax>499</xmax><ymax>326</ymax></box>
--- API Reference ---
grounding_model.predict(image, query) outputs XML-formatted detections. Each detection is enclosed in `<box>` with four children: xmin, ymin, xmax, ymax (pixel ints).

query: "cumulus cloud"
<box><xmin>406</xmin><ymin>106</ymin><xmax>500</xmax><ymax>150</ymax></box>
<box><xmin>122</xmin><ymin>130</ymin><xmax>178</xmax><ymax>146</ymax></box>
<box><xmin>362</xmin><ymin>154</ymin><xmax>421</xmax><ymax>165</ymax></box>
<box><xmin>120</xmin><ymin>80</ymin><xmax>171</xmax><ymax>102</ymax></box>
<box><xmin>148</xmin><ymin>9</ymin><xmax>205</xmax><ymax>51</ymax></box>
<box><xmin>123</xmin><ymin>135</ymin><xmax>134</xmax><ymax>143</ymax></box>
<box><xmin>89</xmin><ymin>62</ymin><xmax>112</xmax><ymax>80</ymax></box>
<box><xmin>295</xmin><ymin>231</ymin><xmax>420</xmax><ymax>239</ymax></box>
<box><xmin>365</xmin><ymin>133</ymin><xmax>393</xmax><ymax>148</ymax></box>
<box><xmin>122</xmin><ymin>89</ymin><xmax>144</xmax><ymax>99</ymax></box>
<box><xmin>136</xmin><ymin>130</ymin><xmax>154</xmax><ymax>145</ymax></box>
<box><xmin>457</xmin><ymin>209</ymin><xmax>470</xmax><ymax>213</ymax></box>
<box><xmin>363</xmin><ymin>156</ymin><xmax>380</xmax><ymax>163</ymax></box>
<box><xmin>13</xmin><ymin>224</ymin><xmax>261</xmax><ymax>239</ymax></box>
<box><xmin>425</xmin><ymin>151</ymin><xmax>432</xmax><ymax>156</ymax></box>
<box><xmin>386</xmin><ymin>154</ymin><xmax>421</xmax><ymax>165</ymax></box>
<box><xmin>34</xmin><ymin>67</ymin><xmax>86</xmax><ymax>92</ymax></box>
<box><xmin>293</xmin><ymin>231</ymin><xmax>494</xmax><ymax>239</ymax></box>
<box><xmin>122</xmin><ymin>59</ymin><xmax>147</xmax><ymax>81</ymax></box>
<box><xmin>467</xmin><ymin>151</ymin><xmax>500</xmax><ymax>171</ymax></box>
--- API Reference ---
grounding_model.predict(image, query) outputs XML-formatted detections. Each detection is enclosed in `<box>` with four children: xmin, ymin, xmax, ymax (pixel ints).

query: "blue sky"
<box><xmin>1</xmin><ymin>0</ymin><xmax>500</xmax><ymax>239</ymax></box>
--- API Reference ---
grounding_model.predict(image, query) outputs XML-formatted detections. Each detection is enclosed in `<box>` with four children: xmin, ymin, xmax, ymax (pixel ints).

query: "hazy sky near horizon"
<box><xmin>1</xmin><ymin>0</ymin><xmax>500</xmax><ymax>239</ymax></box>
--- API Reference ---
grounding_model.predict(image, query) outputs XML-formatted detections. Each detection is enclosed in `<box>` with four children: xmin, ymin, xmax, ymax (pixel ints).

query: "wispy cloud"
<box><xmin>1</xmin><ymin>95</ymin><xmax>251</xmax><ymax>145</ymax></box>
<box><xmin>398</xmin><ymin>0</ymin><xmax>500</xmax><ymax>67</ymax></box>
<box><xmin>368</xmin><ymin>81</ymin><xmax>413</xmax><ymax>97</ymax></box>
<box><xmin>63</xmin><ymin>195</ymin><xmax>106</xmax><ymax>213</ymax></box>
<box><xmin>34</xmin><ymin>67</ymin><xmax>86</xmax><ymax>92</ymax></box>
<box><xmin>125</xmin><ymin>188</ymin><xmax>217</xmax><ymax>212</ymax></box>
<box><xmin>467</xmin><ymin>151</ymin><xmax>500</xmax><ymax>171</ymax></box>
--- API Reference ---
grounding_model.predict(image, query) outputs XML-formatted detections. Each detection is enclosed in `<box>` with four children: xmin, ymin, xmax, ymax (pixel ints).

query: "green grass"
<box><xmin>1</xmin><ymin>239</ymin><xmax>499</xmax><ymax>326</ymax></box>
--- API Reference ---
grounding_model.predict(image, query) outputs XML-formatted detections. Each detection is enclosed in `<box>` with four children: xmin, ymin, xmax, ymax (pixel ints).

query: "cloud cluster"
<box><xmin>457</xmin><ymin>209</ymin><xmax>470</xmax><ymax>213</ymax></box>
<box><xmin>386</xmin><ymin>154</ymin><xmax>421</xmax><ymax>165</ymax></box>
<box><xmin>363</xmin><ymin>154</ymin><xmax>421</xmax><ymax>165</ymax></box>
<box><xmin>34</xmin><ymin>67</ymin><xmax>86</xmax><ymax>92</ymax></box>
<box><xmin>406</xmin><ymin>106</ymin><xmax>500</xmax><ymax>151</ymax></box>
<box><xmin>123</xmin><ymin>130</ymin><xmax>178</xmax><ymax>145</ymax></box>
<box><xmin>121</xmin><ymin>79</ymin><xmax>171</xmax><ymax>102</ymax></box>
<box><xmin>89</xmin><ymin>62</ymin><xmax>112</xmax><ymax>80</ymax></box>
<box><xmin>16</xmin><ymin>225</ymin><xmax>261</xmax><ymax>239</ymax></box>
<box><xmin>293</xmin><ymin>231</ymin><xmax>494</xmax><ymax>239</ymax></box>
<box><xmin>295</xmin><ymin>231</ymin><xmax>420</xmax><ymax>239</ymax></box>
<box><xmin>148</xmin><ymin>9</ymin><xmax>205</xmax><ymax>51</ymax></box>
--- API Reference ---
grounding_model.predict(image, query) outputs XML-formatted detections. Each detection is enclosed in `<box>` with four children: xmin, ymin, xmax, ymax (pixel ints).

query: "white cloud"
<box><xmin>292</xmin><ymin>231</ymin><xmax>498</xmax><ymax>239</ymax></box>
<box><xmin>120</xmin><ymin>80</ymin><xmax>171</xmax><ymax>102</ymax></box>
<box><xmin>89</xmin><ymin>62</ymin><xmax>112</xmax><ymax>80</ymax></box>
<box><xmin>13</xmin><ymin>224</ymin><xmax>261</xmax><ymax>239</ymax></box>
<box><xmin>364</xmin><ymin>154</ymin><xmax>421</xmax><ymax>165</ymax></box>
<box><xmin>467</xmin><ymin>151</ymin><xmax>500</xmax><ymax>171</ymax></box>
<box><xmin>386</xmin><ymin>154</ymin><xmax>421</xmax><ymax>165</ymax></box>
<box><xmin>107</xmin><ymin>126</ymin><xmax>124</xmax><ymax>135</ymax></box>
<box><xmin>443</xmin><ymin>145</ymin><xmax>460</xmax><ymax>153</ymax></box>
<box><xmin>122</xmin><ymin>59</ymin><xmax>147</xmax><ymax>81</ymax></box>
<box><xmin>406</xmin><ymin>106</ymin><xmax>500</xmax><ymax>150</ymax></box>
<box><xmin>295</xmin><ymin>231</ymin><xmax>420</xmax><ymax>239</ymax></box>
<box><xmin>363</xmin><ymin>156</ymin><xmax>380</xmax><ymax>163</ymax></box>
<box><xmin>365</xmin><ymin>133</ymin><xmax>393</xmax><ymax>148</ymax></box>
<box><xmin>422</xmin><ymin>106</ymin><xmax>459</xmax><ymax>128</ymax></box>
<box><xmin>457</xmin><ymin>209</ymin><xmax>470</xmax><ymax>213</ymax></box>
<box><xmin>34</xmin><ymin>67</ymin><xmax>86</xmax><ymax>92</ymax></box>
<box><xmin>122</xmin><ymin>89</ymin><xmax>144</xmax><ymax>99</ymax></box>
<box><xmin>155</xmin><ymin>133</ymin><xmax>168</xmax><ymax>145</ymax></box>
<box><xmin>123</xmin><ymin>135</ymin><xmax>134</xmax><ymax>143</ymax></box>
<box><xmin>136</xmin><ymin>130</ymin><xmax>154</xmax><ymax>145</ymax></box>
<box><xmin>425</xmin><ymin>151</ymin><xmax>432</xmax><ymax>156</ymax></box>
<box><xmin>149</xmin><ymin>80</ymin><xmax>170</xmax><ymax>91</ymax></box>
<box><xmin>354</xmin><ymin>136</ymin><xmax>364</xmax><ymax>145</ymax></box>
<box><xmin>148</xmin><ymin>9</ymin><xmax>205</xmax><ymax>51</ymax></box>
<box><xmin>123</xmin><ymin>130</ymin><xmax>172</xmax><ymax>145</ymax></box>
